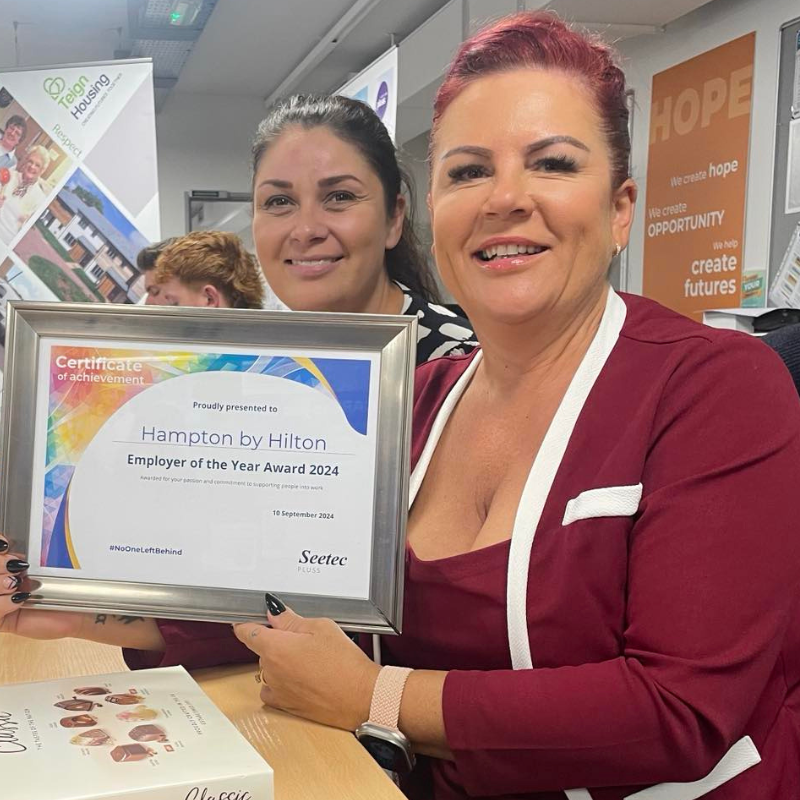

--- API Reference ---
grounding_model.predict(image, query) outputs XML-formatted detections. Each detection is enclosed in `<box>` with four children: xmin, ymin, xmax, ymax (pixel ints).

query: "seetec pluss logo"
<box><xmin>43</xmin><ymin>73</ymin><xmax>111</xmax><ymax>121</ymax></box>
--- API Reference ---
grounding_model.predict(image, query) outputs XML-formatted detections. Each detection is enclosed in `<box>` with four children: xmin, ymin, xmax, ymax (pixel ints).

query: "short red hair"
<box><xmin>433</xmin><ymin>11</ymin><xmax>630</xmax><ymax>187</ymax></box>
<box><xmin>154</xmin><ymin>231</ymin><xmax>264</xmax><ymax>309</ymax></box>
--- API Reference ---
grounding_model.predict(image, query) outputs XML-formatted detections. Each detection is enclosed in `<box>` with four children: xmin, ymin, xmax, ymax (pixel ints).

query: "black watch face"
<box><xmin>360</xmin><ymin>734</ymin><xmax>412</xmax><ymax>773</ymax></box>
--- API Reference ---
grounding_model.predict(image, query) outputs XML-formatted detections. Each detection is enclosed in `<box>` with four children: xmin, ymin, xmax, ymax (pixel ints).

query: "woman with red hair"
<box><xmin>233</xmin><ymin>12</ymin><xmax>800</xmax><ymax>798</ymax></box>
<box><xmin>1</xmin><ymin>11</ymin><xmax>799</xmax><ymax>799</ymax></box>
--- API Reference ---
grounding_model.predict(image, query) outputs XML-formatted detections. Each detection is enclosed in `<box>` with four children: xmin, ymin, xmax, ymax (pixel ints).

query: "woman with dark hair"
<box><xmin>251</xmin><ymin>94</ymin><xmax>476</xmax><ymax>363</ymax></box>
<box><xmin>3</xmin><ymin>12</ymin><xmax>799</xmax><ymax>800</ymax></box>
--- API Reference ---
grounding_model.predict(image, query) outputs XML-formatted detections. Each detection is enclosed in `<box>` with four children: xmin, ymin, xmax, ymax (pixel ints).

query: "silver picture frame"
<box><xmin>0</xmin><ymin>302</ymin><xmax>416</xmax><ymax>634</ymax></box>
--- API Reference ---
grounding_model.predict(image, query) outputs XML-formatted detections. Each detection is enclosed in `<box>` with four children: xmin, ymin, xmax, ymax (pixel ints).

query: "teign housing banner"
<box><xmin>0</xmin><ymin>59</ymin><xmax>159</xmax><ymax>387</ymax></box>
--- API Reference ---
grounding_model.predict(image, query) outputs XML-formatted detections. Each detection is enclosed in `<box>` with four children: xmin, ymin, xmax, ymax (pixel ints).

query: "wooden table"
<box><xmin>0</xmin><ymin>636</ymin><xmax>405</xmax><ymax>800</ymax></box>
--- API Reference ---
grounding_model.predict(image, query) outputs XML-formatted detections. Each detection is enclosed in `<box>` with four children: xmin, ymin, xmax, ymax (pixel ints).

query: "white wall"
<box><xmin>397</xmin><ymin>0</ymin><xmax>523</xmax><ymax>144</ymax></box>
<box><xmin>400</xmin><ymin>129</ymin><xmax>457</xmax><ymax>301</ymax></box>
<box><xmin>155</xmin><ymin>92</ymin><xmax>267</xmax><ymax>238</ymax></box>
<box><xmin>620</xmin><ymin>0</ymin><xmax>798</xmax><ymax>296</ymax></box>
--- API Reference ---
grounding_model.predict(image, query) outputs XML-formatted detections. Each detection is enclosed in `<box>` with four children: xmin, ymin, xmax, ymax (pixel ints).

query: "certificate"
<box><xmin>1</xmin><ymin>303</ymin><xmax>416</xmax><ymax>632</ymax></box>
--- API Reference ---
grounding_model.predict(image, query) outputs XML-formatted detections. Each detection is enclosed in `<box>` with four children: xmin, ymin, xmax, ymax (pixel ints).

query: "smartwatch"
<box><xmin>355</xmin><ymin>665</ymin><xmax>415</xmax><ymax>774</ymax></box>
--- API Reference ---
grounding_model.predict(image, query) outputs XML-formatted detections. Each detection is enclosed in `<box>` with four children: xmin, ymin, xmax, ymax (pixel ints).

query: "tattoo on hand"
<box><xmin>94</xmin><ymin>614</ymin><xmax>144</xmax><ymax>626</ymax></box>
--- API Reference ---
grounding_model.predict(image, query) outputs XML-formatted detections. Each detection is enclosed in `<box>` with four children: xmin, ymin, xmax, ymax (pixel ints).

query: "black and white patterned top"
<box><xmin>397</xmin><ymin>282</ymin><xmax>478</xmax><ymax>365</ymax></box>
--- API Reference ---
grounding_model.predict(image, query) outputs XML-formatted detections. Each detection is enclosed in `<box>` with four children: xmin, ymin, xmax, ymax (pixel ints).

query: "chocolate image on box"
<box><xmin>60</xmin><ymin>714</ymin><xmax>98</xmax><ymax>728</ymax></box>
<box><xmin>73</xmin><ymin>686</ymin><xmax>108</xmax><ymax>696</ymax></box>
<box><xmin>70</xmin><ymin>729</ymin><xmax>113</xmax><ymax>747</ymax></box>
<box><xmin>116</xmin><ymin>706</ymin><xmax>158</xmax><ymax>722</ymax></box>
<box><xmin>128</xmin><ymin>724</ymin><xmax>168</xmax><ymax>743</ymax></box>
<box><xmin>105</xmin><ymin>693</ymin><xmax>145</xmax><ymax>705</ymax></box>
<box><xmin>110</xmin><ymin>743</ymin><xmax>154</xmax><ymax>762</ymax></box>
<box><xmin>55</xmin><ymin>698</ymin><xmax>101</xmax><ymax>712</ymax></box>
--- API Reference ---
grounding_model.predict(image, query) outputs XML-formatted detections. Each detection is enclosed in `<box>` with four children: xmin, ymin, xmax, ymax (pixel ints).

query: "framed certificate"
<box><xmin>0</xmin><ymin>302</ymin><xmax>416</xmax><ymax>633</ymax></box>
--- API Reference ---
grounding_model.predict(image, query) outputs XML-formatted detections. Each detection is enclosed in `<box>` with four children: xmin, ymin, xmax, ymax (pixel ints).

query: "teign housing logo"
<box><xmin>43</xmin><ymin>73</ymin><xmax>111</xmax><ymax>121</ymax></box>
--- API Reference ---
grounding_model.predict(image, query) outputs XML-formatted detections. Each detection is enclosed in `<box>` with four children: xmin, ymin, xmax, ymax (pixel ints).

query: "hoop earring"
<box><xmin>613</xmin><ymin>242</ymin><xmax>622</xmax><ymax>258</ymax></box>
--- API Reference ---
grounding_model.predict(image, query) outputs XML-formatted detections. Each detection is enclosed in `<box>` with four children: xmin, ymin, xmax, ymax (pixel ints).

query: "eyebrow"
<box><xmin>440</xmin><ymin>135</ymin><xmax>590</xmax><ymax>161</ymax></box>
<box><xmin>257</xmin><ymin>178</ymin><xmax>291</xmax><ymax>190</ymax></box>
<box><xmin>256</xmin><ymin>174</ymin><xmax>365</xmax><ymax>191</ymax></box>
<box><xmin>318</xmin><ymin>174</ymin><xmax>364</xmax><ymax>188</ymax></box>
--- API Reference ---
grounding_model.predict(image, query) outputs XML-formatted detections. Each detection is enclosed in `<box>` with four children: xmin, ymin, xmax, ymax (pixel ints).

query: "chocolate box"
<box><xmin>1</xmin><ymin>666</ymin><xmax>273</xmax><ymax>799</ymax></box>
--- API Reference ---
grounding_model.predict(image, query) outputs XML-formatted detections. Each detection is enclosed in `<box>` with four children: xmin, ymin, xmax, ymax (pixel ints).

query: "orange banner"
<box><xmin>643</xmin><ymin>33</ymin><xmax>756</xmax><ymax>318</ymax></box>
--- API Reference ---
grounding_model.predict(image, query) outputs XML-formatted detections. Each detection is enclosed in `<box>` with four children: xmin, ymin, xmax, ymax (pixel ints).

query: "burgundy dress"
<box><xmin>126</xmin><ymin>292</ymin><xmax>800</xmax><ymax>800</ymax></box>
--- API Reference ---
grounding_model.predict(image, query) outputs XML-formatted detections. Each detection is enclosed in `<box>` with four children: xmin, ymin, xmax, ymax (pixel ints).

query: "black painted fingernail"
<box><xmin>0</xmin><ymin>540</ymin><xmax>8</xmax><ymax>554</ymax></box>
<box><xmin>265</xmin><ymin>592</ymin><xmax>285</xmax><ymax>616</ymax></box>
<box><xmin>11</xmin><ymin>592</ymin><xmax>30</xmax><ymax>604</ymax></box>
<box><xmin>3</xmin><ymin>575</ymin><xmax>20</xmax><ymax>590</ymax></box>
<box><xmin>7</xmin><ymin>559</ymin><xmax>29</xmax><ymax>574</ymax></box>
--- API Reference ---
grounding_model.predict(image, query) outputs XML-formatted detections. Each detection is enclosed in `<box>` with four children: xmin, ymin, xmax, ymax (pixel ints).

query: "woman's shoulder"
<box><xmin>620</xmin><ymin>292</ymin><xmax>769</xmax><ymax>353</ymax></box>
<box><xmin>411</xmin><ymin>350</ymin><xmax>479</xmax><ymax>460</ymax></box>
<box><xmin>413</xmin><ymin>349</ymin><xmax>478</xmax><ymax>410</ymax></box>
<box><xmin>399</xmin><ymin>284</ymin><xmax>478</xmax><ymax>364</ymax></box>
<box><xmin>617</xmin><ymin>291</ymin><xmax>795</xmax><ymax>404</ymax></box>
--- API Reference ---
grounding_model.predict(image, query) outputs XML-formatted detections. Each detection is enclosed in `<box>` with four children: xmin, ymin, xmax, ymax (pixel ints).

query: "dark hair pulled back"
<box><xmin>252</xmin><ymin>94</ymin><xmax>439</xmax><ymax>303</ymax></box>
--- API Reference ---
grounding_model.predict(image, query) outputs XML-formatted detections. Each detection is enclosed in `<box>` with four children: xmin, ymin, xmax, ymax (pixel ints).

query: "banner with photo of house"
<box><xmin>0</xmin><ymin>59</ymin><xmax>159</xmax><ymax>384</ymax></box>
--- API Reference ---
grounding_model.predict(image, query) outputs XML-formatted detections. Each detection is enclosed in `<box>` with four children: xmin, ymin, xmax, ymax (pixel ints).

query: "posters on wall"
<box><xmin>337</xmin><ymin>46</ymin><xmax>398</xmax><ymax>142</ymax></box>
<box><xmin>768</xmin><ymin>223</ymin><xmax>800</xmax><ymax>308</ymax></box>
<box><xmin>792</xmin><ymin>30</ymin><xmax>800</xmax><ymax>120</ymax></box>
<box><xmin>786</xmin><ymin>118</ymin><xmax>800</xmax><ymax>215</ymax></box>
<box><xmin>642</xmin><ymin>33</ymin><xmax>757</xmax><ymax>317</ymax></box>
<box><xmin>0</xmin><ymin>59</ymin><xmax>159</xmax><ymax>384</ymax></box>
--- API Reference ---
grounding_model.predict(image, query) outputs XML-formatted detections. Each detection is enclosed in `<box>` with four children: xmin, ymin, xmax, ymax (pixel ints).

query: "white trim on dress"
<box><xmin>506</xmin><ymin>288</ymin><xmax>627</xmax><ymax>670</ymax></box>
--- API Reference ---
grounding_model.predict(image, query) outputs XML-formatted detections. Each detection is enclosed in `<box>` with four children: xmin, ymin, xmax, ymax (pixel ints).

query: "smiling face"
<box><xmin>429</xmin><ymin>68</ymin><xmax>635</xmax><ymax>329</ymax></box>
<box><xmin>251</xmin><ymin>125</ymin><xmax>404</xmax><ymax>313</ymax></box>
<box><xmin>0</xmin><ymin>124</ymin><xmax>23</xmax><ymax>151</ymax></box>
<box><xmin>20</xmin><ymin>152</ymin><xmax>45</xmax><ymax>182</ymax></box>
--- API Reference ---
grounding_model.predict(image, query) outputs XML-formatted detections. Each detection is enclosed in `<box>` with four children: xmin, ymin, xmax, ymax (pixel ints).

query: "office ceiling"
<box><xmin>0</xmin><ymin>0</ymin><xmax>714</xmax><ymax>111</ymax></box>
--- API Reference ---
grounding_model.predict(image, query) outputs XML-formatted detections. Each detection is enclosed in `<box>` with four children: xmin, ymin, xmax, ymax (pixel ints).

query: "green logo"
<box><xmin>43</xmin><ymin>77</ymin><xmax>65</xmax><ymax>100</ymax></box>
<box><xmin>43</xmin><ymin>73</ymin><xmax>111</xmax><ymax>120</ymax></box>
<box><xmin>44</xmin><ymin>75</ymin><xmax>90</xmax><ymax>108</ymax></box>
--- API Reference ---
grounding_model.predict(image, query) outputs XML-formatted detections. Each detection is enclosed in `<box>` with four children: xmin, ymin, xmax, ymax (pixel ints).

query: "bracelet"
<box><xmin>368</xmin><ymin>665</ymin><xmax>413</xmax><ymax>730</ymax></box>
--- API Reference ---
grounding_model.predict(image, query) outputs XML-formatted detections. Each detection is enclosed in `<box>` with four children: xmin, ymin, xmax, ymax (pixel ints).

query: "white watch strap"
<box><xmin>369</xmin><ymin>665</ymin><xmax>413</xmax><ymax>730</ymax></box>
